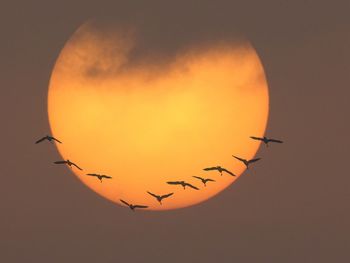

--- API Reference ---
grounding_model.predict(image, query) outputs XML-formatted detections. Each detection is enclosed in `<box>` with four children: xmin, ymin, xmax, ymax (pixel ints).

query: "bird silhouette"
<box><xmin>167</xmin><ymin>181</ymin><xmax>199</xmax><ymax>190</ymax></box>
<box><xmin>86</xmin><ymin>173</ymin><xmax>112</xmax><ymax>183</ymax></box>
<box><xmin>147</xmin><ymin>191</ymin><xmax>174</xmax><ymax>205</ymax></box>
<box><xmin>120</xmin><ymin>199</ymin><xmax>148</xmax><ymax>211</ymax></box>
<box><xmin>35</xmin><ymin>135</ymin><xmax>62</xmax><ymax>144</ymax></box>
<box><xmin>54</xmin><ymin>159</ymin><xmax>82</xmax><ymax>170</ymax></box>
<box><xmin>192</xmin><ymin>176</ymin><xmax>215</xmax><ymax>186</ymax></box>
<box><xmin>232</xmin><ymin>155</ymin><xmax>261</xmax><ymax>169</ymax></box>
<box><xmin>250</xmin><ymin>136</ymin><xmax>283</xmax><ymax>147</ymax></box>
<box><xmin>203</xmin><ymin>166</ymin><xmax>236</xmax><ymax>176</ymax></box>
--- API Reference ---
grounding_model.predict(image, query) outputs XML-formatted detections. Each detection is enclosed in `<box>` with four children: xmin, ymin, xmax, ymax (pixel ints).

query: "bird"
<box><xmin>167</xmin><ymin>181</ymin><xmax>199</xmax><ymax>190</ymax></box>
<box><xmin>192</xmin><ymin>176</ymin><xmax>215</xmax><ymax>186</ymax></box>
<box><xmin>203</xmin><ymin>166</ymin><xmax>236</xmax><ymax>176</ymax></box>
<box><xmin>250</xmin><ymin>136</ymin><xmax>283</xmax><ymax>147</ymax></box>
<box><xmin>147</xmin><ymin>191</ymin><xmax>174</xmax><ymax>205</ymax></box>
<box><xmin>232</xmin><ymin>155</ymin><xmax>261</xmax><ymax>169</ymax></box>
<box><xmin>120</xmin><ymin>199</ymin><xmax>148</xmax><ymax>211</ymax></box>
<box><xmin>54</xmin><ymin>159</ymin><xmax>82</xmax><ymax>170</ymax></box>
<box><xmin>86</xmin><ymin>173</ymin><xmax>112</xmax><ymax>183</ymax></box>
<box><xmin>35</xmin><ymin>135</ymin><xmax>62</xmax><ymax>144</ymax></box>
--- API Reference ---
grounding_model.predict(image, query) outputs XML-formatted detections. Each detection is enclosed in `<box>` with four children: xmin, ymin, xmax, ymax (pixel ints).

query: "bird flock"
<box><xmin>35</xmin><ymin>134</ymin><xmax>283</xmax><ymax>211</ymax></box>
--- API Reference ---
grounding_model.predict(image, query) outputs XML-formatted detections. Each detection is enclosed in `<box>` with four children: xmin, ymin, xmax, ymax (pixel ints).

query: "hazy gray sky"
<box><xmin>1</xmin><ymin>1</ymin><xmax>349</xmax><ymax>262</ymax></box>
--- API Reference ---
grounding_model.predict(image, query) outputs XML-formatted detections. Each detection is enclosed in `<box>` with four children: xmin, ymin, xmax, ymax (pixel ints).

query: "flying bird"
<box><xmin>120</xmin><ymin>199</ymin><xmax>148</xmax><ymax>211</ymax></box>
<box><xmin>86</xmin><ymin>173</ymin><xmax>112</xmax><ymax>183</ymax></box>
<box><xmin>203</xmin><ymin>166</ymin><xmax>236</xmax><ymax>176</ymax></box>
<box><xmin>54</xmin><ymin>159</ymin><xmax>82</xmax><ymax>170</ymax></box>
<box><xmin>167</xmin><ymin>181</ymin><xmax>199</xmax><ymax>190</ymax></box>
<box><xmin>35</xmin><ymin>135</ymin><xmax>62</xmax><ymax>144</ymax></box>
<box><xmin>232</xmin><ymin>155</ymin><xmax>261</xmax><ymax>169</ymax></box>
<box><xmin>250</xmin><ymin>136</ymin><xmax>283</xmax><ymax>147</ymax></box>
<box><xmin>192</xmin><ymin>176</ymin><xmax>215</xmax><ymax>186</ymax></box>
<box><xmin>147</xmin><ymin>191</ymin><xmax>174</xmax><ymax>205</ymax></box>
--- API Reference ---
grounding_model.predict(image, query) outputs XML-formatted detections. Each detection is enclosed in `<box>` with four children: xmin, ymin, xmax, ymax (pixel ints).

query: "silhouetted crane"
<box><xmin>203</xmin><ymin>166</ymin><xmax>236</xmax><ymax>176</ymax></box>
<box><xmin>147</xmin><ymin>191</ymin><xmax>174</xmax><ymax>205</ymax></box>
<box><xmin>232</xmin><ymin>155</ymin><xmax>261</xmax><ymax>169</ymax></box>
<box><xmin>250</xmin><ymin>136</ymin><xmax>283</xmax><ymax>147</ymax></box>
<box><xmin>35</xmin><ymin>135</ymin><xmax>62</xmax><ymax>144</ymax></box>
<box><xmin>192</xmin><ymin>176</ymin><xmax>215</xmax><ymax>186</ymax></box>
<box><xmin>167</xmin><ymin>181</ymin><xmax>199</xmax><ymax>190</ymax></box>
<box><xmin>120</xmin><ymin>199</ymin><xmax>148</xmax><ymax>211</ymax></box>
<box><xmin>54</xmin><ymin>159</ymin><xmax>82</xmax><ymax>170</ymax></box>
<box><xmin>86</xmin><ymin>173</ymin><xmax>112</xmax><ymax>183</ymax></box>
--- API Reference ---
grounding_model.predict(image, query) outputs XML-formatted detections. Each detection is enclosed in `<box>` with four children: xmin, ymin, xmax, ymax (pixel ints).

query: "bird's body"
<box><xmin>147</xmin><ymin>191</ymin><xmax>174</xmax><ymax>204</ymax></box>
<box><xmin>35</xmin><ymin>135</ymin><xmax>62</xmax><ymax>144</ymax></box>
<box><xmin>250</xmin><ymin>136</ymin><xmax>283</xmax><ymax>147</ymax></box>
<box><xmin>203</xmin><ymin>166</ymin><xmax>236</xmax><ymax>176</ymax></box>
<box><xmin>167</xmin><ymin>181</ymin><xmax>199</xmax><ymax>190</ymax></box>
<box><xmin>232</xmin><ymin>155</ymin><xmax>261</xmax><ymax>169</ymax></box>
<box><xmin>54</xmin><ymin>159</ymin><xmax>82</xmax><ymax>170</ymax></box>
<box><xmin>120</xmin><ymin>199</ymin><xmax>148</xmax><ymax>211</ymax></box>
<box><xmin>86</xmin><ymin>173</ymin><xmax>112</xmax><ymax>182</ymax></box>
<box><xmin>192</xmin><ymin>176</ymin><xmax>215</xmax><ymax>186</ymax></box>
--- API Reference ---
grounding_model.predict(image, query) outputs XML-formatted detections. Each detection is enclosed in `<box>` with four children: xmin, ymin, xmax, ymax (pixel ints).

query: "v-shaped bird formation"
<box><xmin>35</xmin><ymin>134</ymin><xmax>283</xmax><ymax>211</ymax></box>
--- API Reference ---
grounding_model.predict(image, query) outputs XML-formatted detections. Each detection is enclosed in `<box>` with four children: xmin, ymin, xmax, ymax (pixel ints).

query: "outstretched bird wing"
<box><xmin>147</xmin><ymin>191</ymin><xmax>158</xmax><ymax>198</ymax></box>
<box><xmin>206</xmin><ymin>178</ymin><xmax>216</xmax><ymax>182</ymax></box>
<box><xmin>120</xmin><ymin>199</ymin><xmax>130</xmax><ymax>207</ymax></box>
<box><xmin>51</xmin><ymin>137</ymin><xmax>62</xmax><ymax>143</ymax></box>
<box><xmin>86</xmin><ymin>173</ymin><xmax>98</xmax><ymax>177</ymax></box>
<box><xmin>185</xmin><ymin>183</ymin><xmax>199</xmax><ymax>190</ymax></box>
<box><xmin>222</xmin><ymin>168</ymin><xmax>236</xmax><ymax>176</ymax></box>
<box><xmin>35</xmin><ymin>137</ymin><xmax>47</xmax><ymax>144</ymax></box>
<box><xmin>268</xmin><ymin>138</ymin><xmax>283</xmax><ymax>143</ymax></box>
<box><xmin>101</xmin><ymin>175</ymin><xmax>112</xmax><ymax>179</ymax></box>
<box><xmin>167</xmin><ymin>181</ymin><xmax>181</xmax><ymax>185</ymax></box>
<box><xmin>71</xmin><ymin>162</ymin><xmax>83</xmax><ymax>170</ymax></box>
<box><xmin>233</xmin><ymin>155</ymin><xmax>245</xmax><ymax>162</ymax></box>
<box><xmin>250</xmin><ymin>136</ymin><xmax>264</xmax><ymax>141</ymax></box>
<box><xmin>248</xmin><ymin>158</ymin><xmax>261</xmax><ymax>164</ymax></box>
<box><xmin>203</xmin><ymin>167</ymin><xmax>218</xmax><ymax>171</ymax></box>
<box><xmin>193</xmin><ymin>176</ymin><xmax>204</xmax><ymax>181</ymax></box>
<box><xmin>161</xmin><ymin>193</ymin><xmax>174</xmax><ymax>199</ymax></box>
<box><xmin>54</xmin><ymin>160</ymin><xmax>67</xmax><ymax>164</ymax></box>
<box><xmin>134</xmin><ymin>205</ymin><xmax>148</xmax><ymax>209</ymax></box>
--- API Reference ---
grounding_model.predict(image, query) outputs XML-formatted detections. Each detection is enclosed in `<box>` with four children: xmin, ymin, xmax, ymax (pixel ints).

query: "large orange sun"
<box><xmin>48</xmin><ymin>21</ymin><xmax>269</xmax><ymax>210</ymax></box>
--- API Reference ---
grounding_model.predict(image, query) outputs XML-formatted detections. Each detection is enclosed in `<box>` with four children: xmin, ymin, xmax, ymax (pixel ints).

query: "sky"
<box><xmin>1</xmin><ymin>0</ymin><xmax>349</xmax><ymax>262</ymax></box>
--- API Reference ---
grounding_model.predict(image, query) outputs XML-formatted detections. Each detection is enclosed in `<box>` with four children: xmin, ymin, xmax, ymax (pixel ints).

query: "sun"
<box><xmin>47</xmin><ymin>21</ymin><xmax>269</xmax><ymax>211</ymax></box>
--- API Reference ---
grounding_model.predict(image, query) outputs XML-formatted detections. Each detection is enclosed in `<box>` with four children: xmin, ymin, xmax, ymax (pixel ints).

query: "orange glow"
<box><xmin>48</xmin><ymin>22</ymin><xmax>269</xmax><ymax>210</ymax></box>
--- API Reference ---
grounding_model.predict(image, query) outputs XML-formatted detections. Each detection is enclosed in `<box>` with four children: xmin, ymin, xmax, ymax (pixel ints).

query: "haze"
<box><xmin>0</xmin><ymin>0</ymin><xmax>349</xmax><ymax>262</ymax></box>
